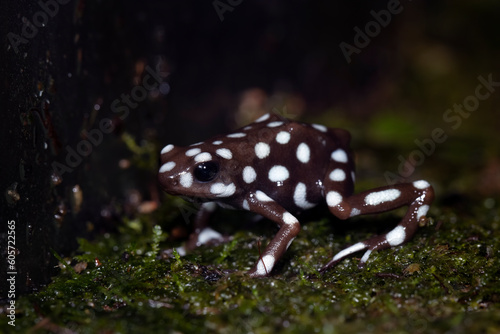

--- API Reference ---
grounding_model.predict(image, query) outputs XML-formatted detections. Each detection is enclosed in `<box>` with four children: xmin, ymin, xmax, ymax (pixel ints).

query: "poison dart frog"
<box><xmin>158</xmin><ymin>113</ymin><xmax>434</xmax><ymax>277</ymax></box>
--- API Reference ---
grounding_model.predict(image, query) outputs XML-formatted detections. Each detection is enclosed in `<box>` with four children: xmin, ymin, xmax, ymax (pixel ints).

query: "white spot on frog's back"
<box><xmin>386</xmin><ymin>225</ymin><xmax>406</xmax><ymax>246</ymax></box>
<box><xmin>215</xmin><ymin>148</ymin><xmax>233</xmax><ymax>159</ymax></box>
<box><xmin>364</xmin><ymin>189</ymin><xmax>401</xmax><ymax>206</ymax></box>
<box><xmin>268</xmin><ymin>165</ymin><xmax>289</xmax><ymax>182</ymax></box>
<box><xmin>255</xmin><ymin>113</ymin><xmax>271</xmax><ymax>122</ymax></box>
<box><xmin>212</xmin><ymin>140</ymin><xmax>223</xmax><ymax>145</ymax></box>
<box><xmin>293</xmin><ymin>182</ymin><xmax>316</xmax><ymax>210</ymax></box>
<box><xmin>276</xmin><ymin>131</ymin><xmax>291</xmax><ymax>144</ymax></box>
<box><xmin>267</xmin><ymin>121</ymin><xmax>283</xmax><ymax>127</ymax></box>
<box><xmin>255</xmin><ymin>142</ymin><xmax>271</xmax><ymax>159</ymax></box>
<box><xmin>296</xmin><ymin>143</ymin><xmax>310</xmax><ymax>163</ymax></box>
<box><xmin>159</xmin><ymin>161</ymin><xmax>176</xmax><ymax>173</ymax></box>
<box><xmin>185</xmin><ymin>148</ymin><xmax>201</xmax><ymax>157</ymax></box>
<box><xmin>331</xmin><ymin>149</ymin><xmax>348</xmax><ymax>163</ymax></box>
<box><xmin>161</xmin><ymin>144</ymin><xmax>174</xmax><ymax>154</ymax></box>
<box><xmin>227</xmin><ymin>132</ymin><xmax>246</xmax><ymax>138</ymax></box>
<box><xmin>329</xmin><ymin>168</ymin><xmax>346</xmax><ymax>181</ymax></box>
<box><xmin>242</xmin><ymin>166</ymin><xmax>257</xmax><ymax>183</ymax></box>
<box><xmin>312</xmin><ymin>124</ymin><xmax>327</xmax><ymax>132</ymax></box>
<box><xmin>210</xmin><ymin>183</ymin><xmax>236</xmax><ymax>197</ymax></box>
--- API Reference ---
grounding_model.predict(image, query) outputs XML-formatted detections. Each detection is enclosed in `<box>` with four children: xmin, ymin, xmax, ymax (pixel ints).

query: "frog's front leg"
<box><xmin>321</xmin><ymin>180</ymin><xmax>434</xmax><ymax>272</ymax></box>
<box><xmin>244</xmin><ymin>191</ymin><xmax>301</xmax><ymax>277</ymax></box>
<box><xmin>185</xmin><ymin>202</ymin><xmax>224</xmax><ymax>251</ymax></box>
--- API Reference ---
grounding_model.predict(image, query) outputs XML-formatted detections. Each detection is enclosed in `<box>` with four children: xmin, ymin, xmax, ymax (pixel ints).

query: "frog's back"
<box><xmin>237</xmin><ymin>113</ymin><xmax>351</xmax><ymax>151</ymax></box>
<box><xmin>214</xmin><ymin>113</ymin><xmax>354</xmax><ymax>212</ymax></box>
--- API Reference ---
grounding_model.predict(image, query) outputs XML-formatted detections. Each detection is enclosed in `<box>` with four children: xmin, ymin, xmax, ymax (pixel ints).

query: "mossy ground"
<box><xmin>2</xmin><ymin>190</ymin><xmax>500</xmax><ymax>333</ymax></box>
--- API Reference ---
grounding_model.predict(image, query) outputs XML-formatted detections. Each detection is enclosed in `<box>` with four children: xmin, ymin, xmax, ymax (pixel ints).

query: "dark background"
<box><xmin>1</xmin><ymin>0</ymin><xmax>499</xmax><ymax>294</ymax></box>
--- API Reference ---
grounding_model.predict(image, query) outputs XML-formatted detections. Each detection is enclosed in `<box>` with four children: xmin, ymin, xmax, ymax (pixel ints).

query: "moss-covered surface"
<box><xmin>2</xmin><ymin>189</ymin><xmax>500</xmax><ymax>333</ymax></box>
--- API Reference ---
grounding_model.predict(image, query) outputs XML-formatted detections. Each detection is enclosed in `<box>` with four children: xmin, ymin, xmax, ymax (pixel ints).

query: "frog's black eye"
<box><xmin>194</xmin><ymin>161</ymin><xmax>219</xmax><ymax>182</ymax></box>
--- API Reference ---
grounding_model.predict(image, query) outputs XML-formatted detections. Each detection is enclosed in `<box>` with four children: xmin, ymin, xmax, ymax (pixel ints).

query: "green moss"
<box><xmin>2</xmin><ymin>197</ymin><xmax>499</xmax><ymax>333</ymax></box>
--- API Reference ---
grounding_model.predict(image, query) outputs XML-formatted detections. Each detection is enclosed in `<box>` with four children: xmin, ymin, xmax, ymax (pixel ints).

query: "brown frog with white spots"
<box><xmin>158</xmin><ymin>113</ymin><xmax>434</xmax><ymax>277</ymax></box>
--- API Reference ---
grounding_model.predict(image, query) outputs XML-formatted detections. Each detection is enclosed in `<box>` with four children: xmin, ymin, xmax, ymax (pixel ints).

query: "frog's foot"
<box><xmin>186</xmin><ymin>227</ymin><xmax>228</xmax><ymax>249</ymax></box>
<box><xmin>319</xmin><ymin>241</ymin><xmax>368</xmax><ymax>272</ymax></box>
<box><xmin>319</xmin><ymin>231</ymin><xmax>404</xmax><ymax>273</ymax></box>
<box><xmin>162</xmin><ymin>227</ymin><xmax>229</xmax><ymax>259</ymax></box>
<box><xmin>321</xmin><ymin>180</ymin><xmax>434</xmax><ymax>273</ymax></box>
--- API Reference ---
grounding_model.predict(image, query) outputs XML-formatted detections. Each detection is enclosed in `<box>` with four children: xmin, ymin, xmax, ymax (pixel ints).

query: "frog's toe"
<box><xmin>320</xmin><ymin>241</ymin><xmax>368</xmax><ymax>273</ymax></box>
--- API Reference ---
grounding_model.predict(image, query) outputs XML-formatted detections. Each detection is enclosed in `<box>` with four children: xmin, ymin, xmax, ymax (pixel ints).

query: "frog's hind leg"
<box><xmin>320</xmin><ymin>180</ymin><xmax>434</xmax><ymax>272</ymax></box>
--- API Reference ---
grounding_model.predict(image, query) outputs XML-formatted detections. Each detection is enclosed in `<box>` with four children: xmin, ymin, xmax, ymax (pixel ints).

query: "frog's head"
<box><xmin>158</xmin><ymin>143</ymin><xmax>239</xmax><ymax>201</ymax></box>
